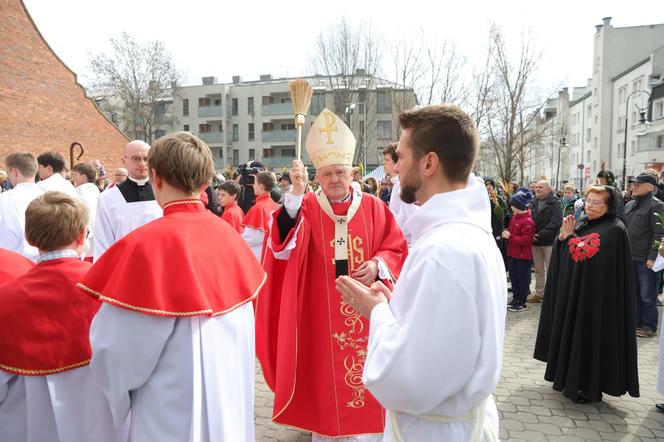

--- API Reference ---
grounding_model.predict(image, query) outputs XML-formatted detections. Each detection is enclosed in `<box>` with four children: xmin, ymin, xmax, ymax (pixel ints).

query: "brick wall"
<box><xmin>0</xmin><ymin>0</ymin><xmax>129</xmax><ymax>173</ymax></box>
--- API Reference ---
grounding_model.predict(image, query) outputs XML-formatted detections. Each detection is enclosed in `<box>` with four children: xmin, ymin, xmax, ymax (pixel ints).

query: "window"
<box><xmin>213</xmin><ymin>98</ymin><xmax>221</xmax><ymax>106</ymax></box>
<box><xmin>280</xmin><ymin>123</ymin><xmax>295</xmax><ymax>131</ymax></box>
<box><xmin>594</xmin><ymin>115</ymin><xmax>598</xmax><ymax>124</ymax></box>
<box><xmin>654</xmin><ymin>100</ymin><xmax>664</xmax><ymax>120</ymax></box>
<box><xmin>358</xmin><ymin>92</ymin><xmax>366</xmax><ymax>114</ymax></box>
<box><xmin>262</xmin><ymin>96</ymin><xmax>274</xmax><ymax>105</ymax></box>
<box><xmin>377</xmin><ymin>121</ymin><xmax>392</xmax><ymax>140</ymax></box>
<box><xmin>586</xmin><ymin>105</ymin><xmax>592</xmax><ymax>119</ymax></box>
<box><xmin>232</xmin><ymin>150</ymin><xmax>239</xmax><ymax>167</ymax></box>
<box><xmin>199</xmin><ymin>123</ymin><xmax>211</xmax><ymax>133</ymax></box>
<box><xmin>263</xmin><ymin>148</ymin><xmax>275</xmax><ymax>158</ymax></box>
<box><xmin>154</xmin><ymin>130</ymin><xmax>166</xmax><ymax>139</ymax></box>
<box><xmin>586</xmin><ymin>150</ymin><xmax>590</xmax><ymax>162</ymax></box>
<box><xmin>618</xmin><ymin>87</ymin><xmax>626</xmax><ymax>104</ymax></box>
<box><xmin>184</xmin><ymin>124</ymin><xmax>190</xmax><ymax>131</ymax></box>
<box><xmin>199</xmin><ymin>97</ymin><xmax>210</xmax><ymax>107</ymax></box>
<box><xmin>232</xmin><ymin>98</ymin><xmax>238</xmax><ymax>116</ymax></box>
<box><xmin>632</xmin><ymin>78</ymin><xmax>642</xmax><ymax>92</ymax></box>
<box><xmin>248</xmin><ymin>123</ymin><xmax>254</xmax><ymax>141</ymax></box>
<box><xmin>262</xmin><ymin>122</ymin><xmax>274</xmax><ymax>132</ymax></box>
<box><xmin>593</xmin><ymin>137</ymin><xmax>597</xmax><ymax>149</ymax></box>
<box><xmin>248</xmin><ymin>97</ymin><xmax>254</xmax><ymax>114</ymax></box>
<box><xmin>232</xmin><ymin>124</ymin><xmax>239</xmax><ymax>141</ymax></box>
<box><xmin>631</xmin><ymin>140</ymin><xmax>636</xmax><ymax>155</ymax></box>
<box><xmin>217</xmin><ymin>123</ymin><xmax>223</xmax><ymax>132</ymax></box>
<box><xmin>586</xmin><ymin>128</ymin><xmax>591</xmax><ymax>142</ymax></box>
<box><xmin>617</xmin><ymin>116</ymin><xmax>624</xmax><ymax>131</ymax></box>
<box><xmin>182</xmin><ymin>99</ymin><xmax>189</xmax><ymax>116</ymax></box>
<box><xmin>249</xmin><ymin>149</ymin><xmax>255</xmax><ymax>160</ymax></box>
<box><xmin>280</xmin><ymin>97</ymin><xmax>292</xmax><ymax>104</ymax></box>
<box><xmin>657</xmin><ymin>135</ymin><xmax>663</xmax><ymax>149</ymax></box>
<box><xmin>281</xmin><ymin>149</ymin><xmax>295</xmax><ymax>157</ymax></box>
<box><xmin>377</xmin><ymin>91</ymin><xmax>391</xmax><ymax>114</ymax></box>
<box><xmin>310</xmin><ymin>94</ymin><xmax>325</xmax><ymax>115</ymax></box>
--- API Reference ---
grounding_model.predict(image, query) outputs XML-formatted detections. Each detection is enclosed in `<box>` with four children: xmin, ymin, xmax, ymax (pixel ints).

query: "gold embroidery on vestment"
<box><xmin>329</xmin><ymin>234</ymin><xmax>365</xmax><ymax>273</ymax></box>
<box><xmin>332</xmin><ymin>299</ymin><xmax>369</xmax><ymax>408</ymax></box>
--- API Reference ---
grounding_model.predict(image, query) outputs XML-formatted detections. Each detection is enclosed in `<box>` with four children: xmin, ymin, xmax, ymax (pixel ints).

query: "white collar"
<box><xmin>128</xmin><ymin>176</ymin><xmax>149</xmax><ymax>186</ymax></box>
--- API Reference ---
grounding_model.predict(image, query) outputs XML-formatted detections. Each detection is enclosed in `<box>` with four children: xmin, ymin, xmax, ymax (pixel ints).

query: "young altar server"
<box><xmin>79</xmin><ymin>132</ymin><xmax>266</xmax><ymax>441</ymax></box>
<box><xmin>0</xmin><ymin>191</ymin><xmax>126</xmax><ymax>442</ymax></box>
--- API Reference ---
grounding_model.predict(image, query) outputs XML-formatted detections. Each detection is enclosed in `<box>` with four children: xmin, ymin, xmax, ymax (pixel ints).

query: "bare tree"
<box><xmin>89</xmin><ymin>32</ymin><xmax>180</xmax><ymax>143</ymax></box>
<box><xmin>482</xmin><ymin>25</ymin><xmax>547</xmax><ymax>185</ymax></box>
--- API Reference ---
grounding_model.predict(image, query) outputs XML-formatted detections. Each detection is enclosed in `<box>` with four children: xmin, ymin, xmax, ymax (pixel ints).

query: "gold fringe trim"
<box><xmin>77</xmin><ymin>272</ymin><xmax>266</xmax><ymax>317</ymax></box>
<box><xmin>0</xmin><ymin>359</ymin><xmax>90</xmax><ymax>376</ymax></box>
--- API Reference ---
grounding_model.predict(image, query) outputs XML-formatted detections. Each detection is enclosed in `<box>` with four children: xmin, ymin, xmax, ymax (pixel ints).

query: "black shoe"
<box><xmin>573</xmin><ymin>392</ymin><xmax>592</xmax><ymax>404</ymax></box>
<box><xmin>656</xmin><ymin>403</ymin><xmax>664</xmax><ymax>413</ymax></box>
<box><xmin>508</xmin><ymin>304</ymin><xmax>528</xmax><ymax>312</ymax></box>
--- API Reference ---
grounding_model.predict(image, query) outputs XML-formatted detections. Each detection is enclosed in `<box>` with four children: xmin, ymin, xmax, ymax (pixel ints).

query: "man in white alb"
<box><xmin>36</xmin><ymin>151</ymin><xmax>79</xmax><ymax>199</ymax></box>
<box><xmin>0</xmin><ymin>152</ymin><xmax>43</xmax><ymax>260</ymax></box>
<box><xmin>72</xmin><ymin>162</ymin><xmax>101</xmax><ymax>261</ymax></box>
<box><xmin>336</xmin><ymin>104</ymin><xmax>507</xmax><ymax>442</ymax></box>
<box><xmin>94</xmin><ymin>140</ymin><xmax>161</xmax><ymax>260</ymax></box>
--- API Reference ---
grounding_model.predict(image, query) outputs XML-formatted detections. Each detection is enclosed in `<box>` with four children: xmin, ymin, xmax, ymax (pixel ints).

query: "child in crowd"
<box><xmin>502</xmin><ymin>187</ymin><xmax>536</xmax><ymax>312</ymax></box>
<box><xmin>219</xmin><ymin>180</ymin><xmax>244</xmax><ymax>234</ymax></box>
<box><xmin>0</xmin><ymin>191</ymin><xmax>125</xmax><ymax>442</ymax></box>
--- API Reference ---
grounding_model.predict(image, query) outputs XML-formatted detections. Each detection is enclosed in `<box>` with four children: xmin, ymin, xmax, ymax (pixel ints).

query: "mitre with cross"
<box><xmin>305</xmin><ymin>108</ymin><xmax>356</xmax><ymax>169</ymax></box>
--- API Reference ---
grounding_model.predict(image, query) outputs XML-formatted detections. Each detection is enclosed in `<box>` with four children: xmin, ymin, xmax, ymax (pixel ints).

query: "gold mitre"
<box><xmin>305</xmin><ymin>108</ymin><xmax>356</xmax><ymax>169</ymax></box>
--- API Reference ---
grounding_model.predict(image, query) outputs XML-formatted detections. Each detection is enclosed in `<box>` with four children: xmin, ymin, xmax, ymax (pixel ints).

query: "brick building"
<box><xmin>0</xmin><ymin>0</ymin><xmax>128</xmax><ymax>172</ymax></box>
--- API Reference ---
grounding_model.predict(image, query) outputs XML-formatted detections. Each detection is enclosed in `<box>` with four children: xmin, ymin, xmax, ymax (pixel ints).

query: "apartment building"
<box><xmin>172</xmin><ymin>73</ymin><xmax>417</xmax><ymax>171</ymax></box>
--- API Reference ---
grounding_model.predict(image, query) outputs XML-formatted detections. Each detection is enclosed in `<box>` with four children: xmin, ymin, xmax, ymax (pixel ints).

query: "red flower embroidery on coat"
<box><xmin>568</xmin><ymin>233</ymin><xmax>601</xmax><ymax>262</ymax></box>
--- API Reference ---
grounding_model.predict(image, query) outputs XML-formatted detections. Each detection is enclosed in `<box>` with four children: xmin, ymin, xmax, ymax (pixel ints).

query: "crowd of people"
<box><xmin>1</xmin><ymin>103</ymin><xmax>664</xmax><ymax>441</ymax></box>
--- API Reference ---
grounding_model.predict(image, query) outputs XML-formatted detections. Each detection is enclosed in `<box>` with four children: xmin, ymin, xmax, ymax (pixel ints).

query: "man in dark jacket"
<box><xmin>528</xmin><ymin>180</ymin><xmax>563</xmax><ymax>303</ymax></box>
<box><xmin>625</xmin><ymin>173</ymin><xmax>664</xmax><ymax>338</ymax></box>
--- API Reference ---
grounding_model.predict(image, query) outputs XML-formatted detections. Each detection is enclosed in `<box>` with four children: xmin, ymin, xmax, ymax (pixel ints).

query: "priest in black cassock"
<box><xmin>93</xmin><ymin>140</ymin><xmax>162</xmax><ymax>260</ymax></box>
<box><xmin>534</xmin><ymin>185</ymin><xmax>639</xmax><ymax>403</ymax></box>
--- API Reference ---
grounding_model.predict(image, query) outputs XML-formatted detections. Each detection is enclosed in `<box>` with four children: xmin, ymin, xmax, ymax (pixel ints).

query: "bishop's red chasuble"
<box><xmin>78</xmin><ymin>200</ymin><xmax>266</xmax><ymax>317</ymax></box>
<box><xmin>0</xmin><ymin>258</ymin><xmax>97</xmax><ymax>375</ymax></box>
<box><xmin>242</xmin><ymin>193</ymin><xmax>279</xmax><ymax>232</ymax></box>
<box><xmin>256</xmin><ymin>189</ymin><xmax>408</xmax><ymax>437</ymax></box>
<box><xmin>0</xmin><ymin>247</ymin><xmax>34</xmax><ymax>285</ymax></box>
<box><xmin>221</xmin><ymin>201</ymin><xmax>245</xmax><ymax>234</ymax></box>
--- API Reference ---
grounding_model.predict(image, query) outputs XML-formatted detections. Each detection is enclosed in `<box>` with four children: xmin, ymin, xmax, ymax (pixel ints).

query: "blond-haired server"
<box><xmin>80</xmin><ymin>133</ymin><xmax>265</xmax><ymax>441</ymax></box>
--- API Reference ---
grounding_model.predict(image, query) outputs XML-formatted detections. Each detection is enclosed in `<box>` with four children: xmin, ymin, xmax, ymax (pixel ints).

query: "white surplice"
<box><xmin>37</xmin><ymin>173</ymin><xmax>79</xmax><ymax>199</ymax></box>
<box><xmin>0</xmin><ymin>366</ymin><xmax>127</xmax><ymax>442</ymax></box>
<box><xmin>363</xmin><ymin>174</ymin><xmax>507</xmax><ymax>442</ymax></box>
<box><xmin>90</xmin><ymin>302</ymin><xmax>256</xmax><ymax>442</ymax></box>
<box><xmin>0</xmin><ymin>183</ymin><xmax>44</xmax><ymax>260</ymax></box>
<box><xmin>242</xmin><ymin>227</ymin><xmax>264</xmax><ymax>261</ymax></box>
<box><xmin>93</xmin><ymin>186</ymin><xmax>161</xmax><ymax>260</ymax></box>
<box><xmin>76</xmin><ymin>182</ymin><xmax>100</xmax><ymax>259</ymax></box>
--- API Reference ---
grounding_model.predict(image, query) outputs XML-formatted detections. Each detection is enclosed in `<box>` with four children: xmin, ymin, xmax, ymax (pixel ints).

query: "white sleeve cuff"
<box><xmin>284</xmin><ymin>193</ymin><xmax>303</xmax><ymax>219</ymax></box>
<box><xmin>374</xmin><ymin>257</ymin><xmax>394</xmax><ymax>282</ymax></box>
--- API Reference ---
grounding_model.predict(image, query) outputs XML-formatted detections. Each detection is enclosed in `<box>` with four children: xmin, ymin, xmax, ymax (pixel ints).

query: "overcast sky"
<box><xmin>23</xmin><ymin>0</ymin><xmax>664</xmax><ymax>95</ymax></box>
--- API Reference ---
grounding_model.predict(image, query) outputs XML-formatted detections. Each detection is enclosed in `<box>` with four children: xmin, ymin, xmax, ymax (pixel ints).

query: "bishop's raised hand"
<box><xmin>290</xmin><ymin>159</ymin><xmax>307</xmax><ymax>196</ymax></box>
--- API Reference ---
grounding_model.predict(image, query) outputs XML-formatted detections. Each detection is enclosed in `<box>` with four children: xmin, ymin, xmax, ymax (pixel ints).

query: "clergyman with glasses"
<box><xmin>93</xmin><ymin>140</ymin><xmax>162</xmax><ymax>261</ymax></box>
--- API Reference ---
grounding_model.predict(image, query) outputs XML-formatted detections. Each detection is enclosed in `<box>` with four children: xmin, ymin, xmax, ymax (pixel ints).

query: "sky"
<box><xmin>23</xmin><ymin>0</ymin><xmax>664</xmax><ymax>96</ymax></box>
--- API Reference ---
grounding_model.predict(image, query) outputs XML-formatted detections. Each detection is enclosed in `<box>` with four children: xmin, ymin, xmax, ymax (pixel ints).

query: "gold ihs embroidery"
<box><xmin>332</xmin><ymin>301</ymin><xmax>369</xmax><ymax>408</ymax></box>
<box><xmin>329</xmin><ymin>234</ymin><xmax>365</xmax><ymax>272</ymax></box>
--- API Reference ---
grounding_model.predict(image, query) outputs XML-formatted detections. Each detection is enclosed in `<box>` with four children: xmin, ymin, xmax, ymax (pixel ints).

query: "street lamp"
<box><xmin>556</xmin><ymin>135</ymin><xmax>568</xmax><ymax>191</ymax></box>
<box><xmin>622</xmin><ymin>90</ymin><xmax>651</xmax><ymax>190</ymax></box>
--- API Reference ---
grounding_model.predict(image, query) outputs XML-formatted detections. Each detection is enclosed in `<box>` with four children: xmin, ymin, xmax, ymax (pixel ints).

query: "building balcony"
<box><xmin>198</xmin><ymin>105</ymin><xmax>224</xmax><ymax>118</ymax></box>
<box><xmin>262</xmin><ymin>130</ymin><xmax>296</xmax><ymax>142</ymax></box>
<box><xmin>199</xmin><ymin>131</ymin><xmax>225</xmax><ymax>144</ymax></box>
<box><xmin>262</xmin><ymin>156</ymin><xmax>296</xmax><ymax>169</ymax></box>
<box><xmin>262</xmin><ymin>103</ymin><xmax>293</xmax><ymax>116</ymax></box>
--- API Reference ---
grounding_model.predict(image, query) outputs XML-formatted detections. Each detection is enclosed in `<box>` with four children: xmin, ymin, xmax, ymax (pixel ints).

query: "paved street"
<box><xmin>255</xmin><ymin>300</ymin><xmax>664</xmax><ymax>441</ymax></box>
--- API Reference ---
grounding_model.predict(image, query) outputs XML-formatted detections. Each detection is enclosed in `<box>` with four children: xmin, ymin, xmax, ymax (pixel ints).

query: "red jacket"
<box><xmin>507</xmin><ymin>210</ymin><xmax>535</xmax><ymax>260</ymax></box>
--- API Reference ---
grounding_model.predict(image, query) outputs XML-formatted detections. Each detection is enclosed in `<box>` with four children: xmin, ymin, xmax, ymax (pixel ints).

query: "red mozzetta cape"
<box><xmin>256</xmin><ymin>191</ymin><xmax>408</xmax><ymax>437</ymax></box>
<box><xmin>78</xmin><ymin>200</ymin><xmax>266</xmax><ymax>317</ymax></box>
<box><xmin>242</xmin><ymin>193</ymin><xmax>279</xmax><ymax>232</ymax></box>
<box><xmin>0</xmin><ymin>258</ymin><xmax>97</xmax><ymax>375</ymax></box>
<box><xmin>0</xmin><ymin>248</ymin><xmax>34</xmax><ymax>285</ymax></box>
<box><xmin>221</xmin><ymin>201</ymin><xmax>245</xmax><ymax>234</ymax></box>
